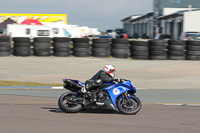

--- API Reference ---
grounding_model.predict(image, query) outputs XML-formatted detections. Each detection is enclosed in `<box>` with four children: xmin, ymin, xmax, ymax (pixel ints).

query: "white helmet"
<box><xmin>103</xmin><ymin>65</ymin><xmax>116</xmax><ymax>78</ymax></box>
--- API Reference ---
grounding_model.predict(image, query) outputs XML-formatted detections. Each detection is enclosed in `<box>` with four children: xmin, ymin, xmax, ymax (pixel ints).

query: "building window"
<box><xmin>38</xmin><ymin>30</ymin><xmax>49</xmax><ymax>36</ymax></box>
<box><xmin>53</xmin><ymin>28</ymin><xmax>59</xmax><ymax>34</ymax></box>
<box><xmin>0</xmin><ymin>29</ymin><xmax>4</xmax><ymax>34</ymax></box>
<box><xmin>169</xmin><ymin>0</ymin><xmax>182</xmax><ymax>3</ymax></box>
<box><xmin>176</xmin><ymin>0</ymin><xmax>182</xmax><ymax>3</ymax></box>
<box><xmin>26</xmin><ymin>28</ymin><xmax>30</xmax><ymax>34</ymax></box>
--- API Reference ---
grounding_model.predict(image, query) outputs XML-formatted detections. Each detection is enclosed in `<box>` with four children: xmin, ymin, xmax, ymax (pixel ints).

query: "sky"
<box><xmin>1</xmin><ymin>0</ymin><xmax>153</xmax><ymax>31</ymax></box>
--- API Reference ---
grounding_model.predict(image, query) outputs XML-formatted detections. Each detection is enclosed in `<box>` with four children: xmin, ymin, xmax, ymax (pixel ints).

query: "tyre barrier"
<box><xmin>111</xmin><ymin>39</ymin><xmax>129</xmax><ymax>58</ymax></box>
<box><xmin>186</xmin><ymin>40</ymin><xmax>200</xmax><ymax>60</ymax></box>
<box><xmin>13</xmin><ymin>37</ymin><xmax>31</xmax><ymax>56</ymax></box>
<box><xmin>53</xmin><ymin>37</ymin><xmax>71</xmax><ymax>57</ymax></box>
<box><xmin>168</xmin><ymin>40</ymin><xmax>186</xmax><ymax>60</ymax></box>
<box><xmin>92</xmin><ymin>39</ymin><xmax>110</xmax><ymax>57</ymax></box>
<box><xmin>0</xmin><ymin>36</ymin><xmax>11</xmax><ymax>56</ymax></box>
<box><xmin>130</xmin><ymin>41</ymin><xmax>149</xmax><ymax>60</ymax></box>
<box><xmin>72</xmin><ymin>38</ymin><xmax>90</xmax><ymax>57</ymax></box>
<box><xmin>1</xmin><ymin>36</ymin><xmax>200</xmax><ymax>61</ymax></box>
<box><xmin>33</xmin><ymin>37</ymin><xmax>51</xmax><ymax>56</ymax></box>
<box><xmin>149</xmin><ymin>40</ymin><xmax>167</xmax><ymax>60</ymax></box>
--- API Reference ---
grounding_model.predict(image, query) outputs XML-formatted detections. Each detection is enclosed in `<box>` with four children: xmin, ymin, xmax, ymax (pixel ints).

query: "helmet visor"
<box><xmin>110</xmin><ymin>68</ymin><xmax>116</xmax><ymax>73</ymax></box>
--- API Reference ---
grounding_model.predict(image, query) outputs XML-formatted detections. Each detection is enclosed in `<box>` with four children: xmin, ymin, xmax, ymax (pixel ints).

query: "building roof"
<box><xmin>21</xmin><ymin>19</ymin><xmax>43</xmax><ymax>25</ymax></box>
<box><xmin>120</xmin><ymin>15</ymin><xmax>143</xmax><ymax>22</ymax></box>
<box><xmin>0</xmin><ymin>18</ymin><xmax>16</xmax><ymax>29</ymax></box>
<box><xmin>129</xmin><ymin>12</ymin><xmax>154</xmax><ymax>22</ymax></box>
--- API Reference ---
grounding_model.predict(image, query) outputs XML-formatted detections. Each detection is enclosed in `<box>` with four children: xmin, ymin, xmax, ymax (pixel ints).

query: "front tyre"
<box><xmin>58</xmin><ymin>92</ymin><xmax>83</xmax><ymax>113</ymax></box>
<box><xmin>117</xmin><ymin>95</ymin><xmax>142</xmax><ymax>115</ymax></box>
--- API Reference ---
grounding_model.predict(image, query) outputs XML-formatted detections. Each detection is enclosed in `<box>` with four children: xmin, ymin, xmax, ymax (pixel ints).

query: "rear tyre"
<box><xmin>117</xmin><ymin>95</ymin><xmax>141</xmax><ymax>115</ymax></box>
<box><xmin>58</xmin><ymin>92</ymin><xmax>83</xmax><ymax>113</ymax></box>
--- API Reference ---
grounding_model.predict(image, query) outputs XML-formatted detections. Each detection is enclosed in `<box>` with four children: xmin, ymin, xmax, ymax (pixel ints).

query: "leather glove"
<box><xmin>114</xmin><ymin>78</ymin><xmax>122</xmax><ymax>82</ymax></box>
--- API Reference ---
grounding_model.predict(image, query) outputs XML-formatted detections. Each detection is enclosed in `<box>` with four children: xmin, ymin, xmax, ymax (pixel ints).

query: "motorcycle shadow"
<box><xmin>80</xmin><ymin>109</ymin><xmax>120</xmax><ymax>114</ymax></box>
<box><xmin>41</xmin><ymin>107</ymin><xmax>120</xmax><ymax>114</ymax></box>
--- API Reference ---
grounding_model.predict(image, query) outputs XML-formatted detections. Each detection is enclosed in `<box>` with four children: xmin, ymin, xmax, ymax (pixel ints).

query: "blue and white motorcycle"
<box><xmin>58</xmin><ymin>78</ymin><xmax>142</xmax><ymax>115</ymax></box>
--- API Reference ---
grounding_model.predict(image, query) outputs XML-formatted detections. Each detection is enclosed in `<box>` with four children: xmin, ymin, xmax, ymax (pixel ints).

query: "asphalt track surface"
<box><xmin>0</xmin><ymin>93</ymin><xmax>200</xmax><ymax>133</ymax></box>
<box><xmin>0</xmin><ymin>57</ymin><xmax>200</xmax><ymax>133</ymax></box>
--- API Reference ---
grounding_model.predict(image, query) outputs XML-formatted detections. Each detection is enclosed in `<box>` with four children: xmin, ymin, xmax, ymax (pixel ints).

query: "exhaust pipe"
<box><xmin>63</xmin><ymin>79</ymin><xmax>82</xmax><ymax>89</ymax></box>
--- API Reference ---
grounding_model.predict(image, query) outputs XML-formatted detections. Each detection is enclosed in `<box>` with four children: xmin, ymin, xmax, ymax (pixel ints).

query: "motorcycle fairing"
<box><xmin>103</xmin><ymin>80</ymin><xmax>136</xmax><ymax>107</ymax></box>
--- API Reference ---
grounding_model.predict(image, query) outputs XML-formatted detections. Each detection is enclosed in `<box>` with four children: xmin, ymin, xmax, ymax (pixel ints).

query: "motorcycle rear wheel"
<box><xmin>58</xmin><ymin>92</ymin><xmax>83</xmax><ymax>113</ymax></box>
<box><xmin>117</xmin><ymin>95</ymin><xmax>141</xmax><ymax>115</ymax></box>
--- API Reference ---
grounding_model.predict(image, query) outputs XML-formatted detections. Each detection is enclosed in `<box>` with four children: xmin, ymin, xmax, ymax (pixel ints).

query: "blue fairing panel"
<box><xmin>107</xmin><ymin>86</ymin><xmax>131</xmax><ymax>107</ymax></box>
<box><xmin>77</xmin><ymin>81</ymin><xmax>85</xmax><ymax>86</ymax></box>
<box><xmin>103</xmin><ymin>80</ymin><xmax>136</xmax><ymax>107</ymax></box>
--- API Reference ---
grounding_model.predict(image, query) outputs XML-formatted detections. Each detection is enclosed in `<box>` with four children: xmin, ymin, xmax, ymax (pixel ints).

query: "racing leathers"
<box><xmin>91</xmin><ymin>70</ymin><xmax>114</xmax><ymax>82</ymax></box>
<box><xmin>85</xmin><ymin>70</ymin><xmax>115</xmax><ymax>91</ymax></box>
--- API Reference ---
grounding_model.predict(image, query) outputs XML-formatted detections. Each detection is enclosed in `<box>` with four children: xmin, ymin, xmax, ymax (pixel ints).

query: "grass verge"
<box><xmin>0</xmin><ymin>80</ymin><xmax>63</xmax><ymax>87</ymax></box>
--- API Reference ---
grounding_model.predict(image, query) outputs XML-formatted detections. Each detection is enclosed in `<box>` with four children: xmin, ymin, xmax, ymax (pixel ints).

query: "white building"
<box><xmin>121</xmin><ymin>0</ymin><xmax>200</xmax><ymax>39</ymax></box>
<box><xmin>159</xmin><ymin>9</ymin><xmax>200</xmax><ymax>39</ymax></box>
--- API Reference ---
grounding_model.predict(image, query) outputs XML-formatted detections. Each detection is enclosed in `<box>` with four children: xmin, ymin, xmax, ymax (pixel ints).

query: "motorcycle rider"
<box><xmin>81</xmin><ymin>64</ymin><xmax>120</xmax><ymax>93</ymax></box>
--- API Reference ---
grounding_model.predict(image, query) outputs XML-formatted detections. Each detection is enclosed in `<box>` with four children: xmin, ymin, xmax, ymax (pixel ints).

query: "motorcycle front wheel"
<box><xmin>58</xmin><ymin>92</ymin><xmax>83</xmax><ymax>113</ymax></box>
<box><xmin>117</xmin><ymin>95</ymin><xmax>141</xmax><ymax>115</ymax></box>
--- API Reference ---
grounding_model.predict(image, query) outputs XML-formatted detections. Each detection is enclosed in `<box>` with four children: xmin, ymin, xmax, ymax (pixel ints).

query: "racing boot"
<box><xmin>81</xmin><ymin>86</ymin><xmax>91</xmax><ymax>97</ymax></box>
<box><xmin>81</xmin><ymin>86</ymin><xmax>87</xmax><ymax>93</ymax></box>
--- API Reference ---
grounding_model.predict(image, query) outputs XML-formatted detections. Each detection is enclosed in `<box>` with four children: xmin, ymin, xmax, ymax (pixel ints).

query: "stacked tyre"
<box><xmin>72</xmin><ymin>38</ymin><xmax>90</xmax><ymax>57</ymax></box>
<box><xmin>92</xmin><ymin>39</ymin><xmax>110</xmax><ymax>57</ymax></box>
<box><xmin>0</xmin><ymin>36</ymin><xmax>11</xmax><ymax>57</ymax></box>
<box><xmin>186</xmin><ymin>40</ymin><xmax>200</xmax><ymax>60</ymax></box>
<box><xmin>53</xmin><ymin>37</ymin><xmax>71</xmax><ymax>57</ymax></box>
<box><xmin>149</xmin><ymin>40</ymin><xmax>167</xmax><ymax>60</ymax></box>
<box><xmin>168</xmin><ymin>40</ymin><xmax>186</xmax><ymax>60</ymax></box>
<box><xmin>33</xmin><ymin>37</ymin><xmax>51</xmax><ymax>56</ymax></box>
<box><xmin>13</xmin><ymin>37</ymin><xmax>31</xmax><ymax>56</ymax></box>
<box><xmin>130</xmin><ymin>41</ymin><xmax>149</xmax><ymax>60</ymax></box>
<box><xmin>111</xmin><ymin>39</ymin><xmax>129</xmax><ymax>58</ymax></box>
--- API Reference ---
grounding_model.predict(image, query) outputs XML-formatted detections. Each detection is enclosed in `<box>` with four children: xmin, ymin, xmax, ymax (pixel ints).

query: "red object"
<box><xmin>21</xmin><ymin>19</ymin><xmax>43</xmax><ymax>25</ymax></box>
<box><xmin>123</xmin><ymin>34</ymin><xmax>128</xmax><ymax>39</ymax></box>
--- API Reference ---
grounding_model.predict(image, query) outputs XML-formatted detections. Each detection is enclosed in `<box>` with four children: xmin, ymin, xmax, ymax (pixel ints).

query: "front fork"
<box><xmin>123</xmin><ymin>92</ymin><xmax>131</xmax><ymax>101</ymax></box>
<box><xmin>121</xmin><ymin>92</ymin><xmax>134</xmax><ymax>107</ymax></box>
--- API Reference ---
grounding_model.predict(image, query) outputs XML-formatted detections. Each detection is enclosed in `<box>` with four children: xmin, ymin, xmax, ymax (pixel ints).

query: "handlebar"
<box><xmin>114</xmin><ymin>78</ymin><xmax>128</xmax><ymax>83</ymax></box>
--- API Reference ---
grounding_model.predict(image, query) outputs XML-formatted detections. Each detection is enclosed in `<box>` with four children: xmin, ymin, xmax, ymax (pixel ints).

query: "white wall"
<box><xmin>184</xmin><ymin>10</ymin><xmax>200</xmax><ymax>32</ymax></box>
<box><xmin>7</xmin><ymin>24</ymin><xmax>55</xmax><ymax>38</ymax></box>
